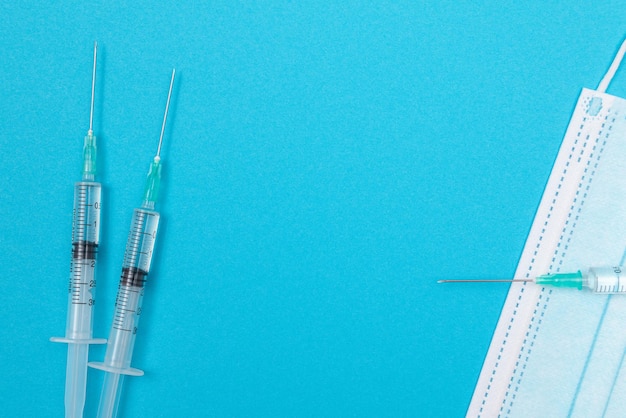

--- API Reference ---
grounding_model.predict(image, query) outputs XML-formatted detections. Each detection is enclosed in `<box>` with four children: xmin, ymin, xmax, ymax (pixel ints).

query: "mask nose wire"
<box><xmin>597</xmin><ymin>38</ymin><xmax>626</xmax><ymax>93</ymax></box>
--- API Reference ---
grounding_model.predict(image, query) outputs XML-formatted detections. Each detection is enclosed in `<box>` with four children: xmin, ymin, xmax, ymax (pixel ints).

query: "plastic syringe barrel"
<box><xmin>586</xmin><ymin>266</ymin><xmax>626</xmax><ymax>293</ymax></box>
<box><xmin>68</xmin><ymin>182</ymin><xmax>100</xmax><ymax>338</ymax></box>
<box><xmin>90</xmin><ymin>208</ymin><xmax>159</xmax><ymax>375</ymax></box>
<box><xmin>51</xmin><ymin>181</ymin><xmax>105</xmax><ymax>343</ymax></box>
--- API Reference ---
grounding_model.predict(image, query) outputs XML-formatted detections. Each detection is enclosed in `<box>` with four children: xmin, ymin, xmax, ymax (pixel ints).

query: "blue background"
<box><xmin>1</xmin><ymin>2</ymin><xmax>626</xmax><ymax>416</ymax></box>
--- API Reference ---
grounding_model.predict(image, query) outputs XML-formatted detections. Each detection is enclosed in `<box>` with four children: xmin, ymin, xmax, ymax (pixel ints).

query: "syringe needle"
<box><xmin>157</xmin><ymin>68</ymin><xmax>175</xmax><ymax>158</ymax></box>
<box><xmin>82</xmin><ymin>41</ymin><xmax>99</xmax><ymax>181</ymax></box>
<box><xmin>89</xmin><ymin>41</ymin><xmax>97</xmax><ymax>135</ymax></box>
<box><xmin>141</xmin><ymin>69</ymin><xmax>176</xmax><ymax>210</ymax></box>
<box><xmin>441</xmin><ymin>267</ymin><xmax>626</xmax><ymax>293</ymax></box>
<box><xmin>438</xmin><ymin>279</ymin><xmax>533</xmax><ymax>283</ymax></box>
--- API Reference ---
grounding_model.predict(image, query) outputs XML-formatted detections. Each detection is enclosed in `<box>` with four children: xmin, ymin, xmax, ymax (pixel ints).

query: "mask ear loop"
<box><xmin>597</xmin><ymin>38</ymin><xmax>626</xmax><ymax>93</ymax></box>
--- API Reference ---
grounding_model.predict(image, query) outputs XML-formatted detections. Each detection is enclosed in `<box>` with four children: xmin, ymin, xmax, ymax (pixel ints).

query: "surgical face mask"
<box><xmin>467</xmin><ymin>39</ymin><xmax>626</xmax><ymax>418</ymax></box>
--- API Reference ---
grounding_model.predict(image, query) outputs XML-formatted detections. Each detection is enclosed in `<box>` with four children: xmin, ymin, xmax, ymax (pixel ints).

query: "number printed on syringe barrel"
<box><xmin>67</xmin><ymin>181</ymin><xmax>101</xmax><ymax>339</ymax></box>
<box><xmin>105</xmin><ymin>208</ymin><xmax>159</xmax><ymax>370</ymax></box>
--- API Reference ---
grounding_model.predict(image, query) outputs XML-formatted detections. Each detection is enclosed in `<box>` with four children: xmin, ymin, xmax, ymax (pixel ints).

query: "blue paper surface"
<box><xmin>1</xmin><ymin>2</ymin><xmax>626</xmax><ymax>416</ymax></box>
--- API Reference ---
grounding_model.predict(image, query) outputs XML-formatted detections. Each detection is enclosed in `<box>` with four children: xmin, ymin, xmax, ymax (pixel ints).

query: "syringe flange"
<box><xmin>50</xmin><ymin>336</ymin><xmax>106</xmax><ymax>344</ymax></box>
<box><xmin>88</xmin><ymin>362</ymin><xmax>144</xmax><ymax>377</ymax></box>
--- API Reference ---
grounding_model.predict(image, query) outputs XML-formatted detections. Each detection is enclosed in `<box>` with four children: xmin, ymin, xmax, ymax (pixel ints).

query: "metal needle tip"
<box><xmin>156</xmin><ymin>68</ymin><xmax>176</xmax><ymax>158</ymax></box>
<box><xmin>89</xmin><ymin>41</ymin><xmax>97</xmax><ymax>134</ymax></box>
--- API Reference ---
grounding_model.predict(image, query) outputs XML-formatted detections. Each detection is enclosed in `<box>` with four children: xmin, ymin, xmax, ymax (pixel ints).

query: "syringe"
<box><xmin>89</xmin><ymin>69</ymin><xmax>176</xmax><ymax>418</ymax></box>
<box><xmin>439</xmin><ymin>266</ymin><xmax>626</xmax><ymax>293</ymax></box>
<box><xmin>51</xmin><ymin>41</ymin><xmax>107</xmax><ymax>418</ymax></box>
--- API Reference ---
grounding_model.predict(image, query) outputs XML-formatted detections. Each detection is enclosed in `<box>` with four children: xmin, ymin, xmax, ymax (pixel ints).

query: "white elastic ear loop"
<box><xmin>598</xmin><ymin>38</ymin><xmax>626</xmax><ymax>93</ymax></box>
